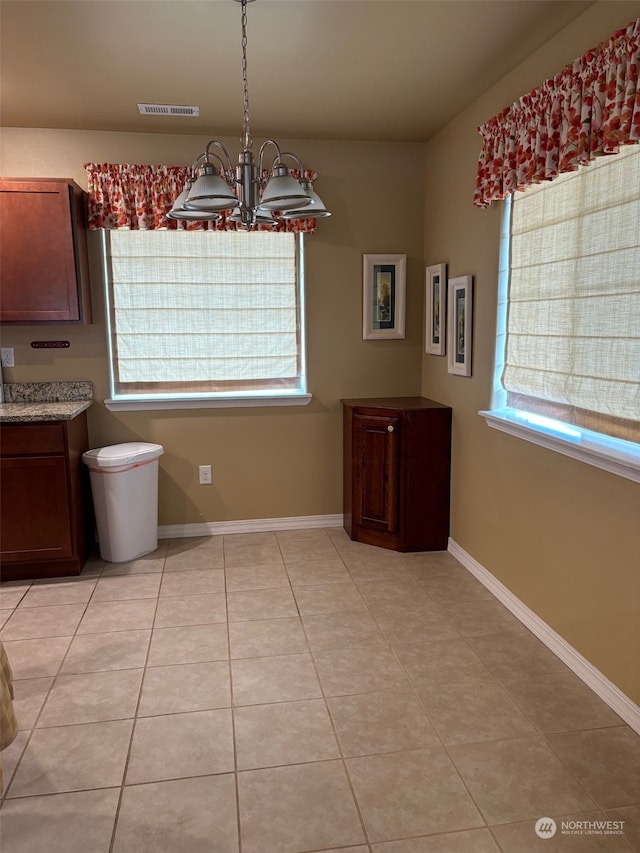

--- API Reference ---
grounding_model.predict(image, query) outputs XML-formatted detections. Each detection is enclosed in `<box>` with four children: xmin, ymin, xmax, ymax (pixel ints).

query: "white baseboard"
<box><xmin>159</xmin><ymin>513</ymin><xmax>344</xmax><ymax>540</ymax></box>
<box><xmin>448</xmin><ymin>538</ymin><xmax>640</xmax><ymax>735</ymax></box>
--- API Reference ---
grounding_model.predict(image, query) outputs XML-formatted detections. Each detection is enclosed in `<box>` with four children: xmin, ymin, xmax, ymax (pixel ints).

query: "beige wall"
<box><xmin>422</xmin><ymin>0</ymin><xmax>640</xmax><ymax>704</ymax></box>
<box><xmin>0</xmin><ymin>130</ymin><xmax>425</xmax><ymax>524</ymax></box>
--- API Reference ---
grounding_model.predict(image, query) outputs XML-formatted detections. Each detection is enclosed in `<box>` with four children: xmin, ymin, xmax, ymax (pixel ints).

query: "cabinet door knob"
<box><xmin>387</xmin><ymin>425</ymin><xmax>394</xmax><ymax>433</ymax></box>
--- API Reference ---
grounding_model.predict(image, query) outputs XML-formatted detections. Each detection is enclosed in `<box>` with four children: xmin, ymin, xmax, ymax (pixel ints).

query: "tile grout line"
<box><xmin>223</xmin><ymin>536</ymin><xmax>245</xmax><ymax>853</ymax></box>
<box><xmin>339</xmin><ymin>552</ymin><xmax>603</xmax><ymax>841</ymax></box>
<box><xmin>1</xmin><ymin>560</ymin><xmax>109</xmax><ymax>806</ymax></box>
<box><xmin>391</xmin><ymin>560</ymin><xmax>562</xmax><ymax>840</ymax></box>
<box><xmin>407</xmin><ymin>565</ymin><xmax>635</xmax><ymax>831</ymax></box>
<box><xmin>284</xmin><ymin>540</ymin><xmax>373</xmax><ymax>851</ymax></box>
<box><xmin>395</xmin><ymin>558</ymin><xmax>631</xmax><ymax>842</ymax></box>
<box><xmin>337</xmin><ymin>550</ymin><xmax>495</xmax><ymax>842</ymax></box>
<box><xmin>105</xmin><ymin>542</ymin><xmax>167</xmax><ymax>853</ymax></box>
<box><xmin>253</xmin><ymin>531</ymin><xmax>374</xmax><ymax>851</ymax></box>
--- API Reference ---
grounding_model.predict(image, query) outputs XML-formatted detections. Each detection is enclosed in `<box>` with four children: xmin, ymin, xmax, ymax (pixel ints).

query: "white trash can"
<box><xmin>82</xmin><ymin>442</ymin><xmax>164</xmax><ymax>562</ymax></box>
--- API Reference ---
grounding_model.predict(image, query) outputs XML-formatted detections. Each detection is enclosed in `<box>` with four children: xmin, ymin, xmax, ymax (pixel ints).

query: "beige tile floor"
<box><xmin>0</xmin><ymin>527</ymin><xmax>638</xmax><ymax>852</ymax></box>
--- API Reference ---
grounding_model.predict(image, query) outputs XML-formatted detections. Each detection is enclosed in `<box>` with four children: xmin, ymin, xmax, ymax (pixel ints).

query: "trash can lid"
<box><xmin>82</xmin><ymin>442</ymin><xmax>164</xmax><ymax>468</ymax></box>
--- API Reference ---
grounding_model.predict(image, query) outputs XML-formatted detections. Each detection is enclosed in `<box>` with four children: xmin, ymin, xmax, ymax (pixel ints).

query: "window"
<box><xmin>482</xmin><ymin>145</ymin><xmax>640</xmax><ymax>483</ymax></box>
<box><xmin>102</xmin><ymin>229</ymin><xmax>309</xmax><ymax>410</ymax></box>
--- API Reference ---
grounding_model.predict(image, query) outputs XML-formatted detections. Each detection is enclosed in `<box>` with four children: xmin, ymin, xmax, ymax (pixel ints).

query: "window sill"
<box><xmin>105</xmin><ymin>393</ymin><xmax>313</xmax><ymax>412</ymax></box>
<box><xmin>480</xmin><ymin>408</ymin><xmax>640</xmax><ymax>484</ymax></box>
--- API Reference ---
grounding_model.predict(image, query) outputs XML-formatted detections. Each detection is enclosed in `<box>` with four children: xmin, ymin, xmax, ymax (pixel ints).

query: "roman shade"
<box><xmin>504</xmin><ymin>144</ymin><xmax>640</xmax><ymax>439</ymax></box>
<box><xmin>105</xmin><ymin>229</ymin><xmax>304</xmax><ymax>398</ymax></box>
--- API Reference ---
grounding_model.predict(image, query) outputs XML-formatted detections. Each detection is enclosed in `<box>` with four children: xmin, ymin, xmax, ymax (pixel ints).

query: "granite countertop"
<box><xmin>0</xmin><ymin>381</ymin><xmax>93</xmax><ymax>422</ymax></box>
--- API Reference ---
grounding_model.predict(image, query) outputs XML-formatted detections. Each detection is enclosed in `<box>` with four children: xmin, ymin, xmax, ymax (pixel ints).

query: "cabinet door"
<box><xmin>0</xmin><ymin>456</ymin><xmax>73</xmax><ymax>562</ymax></box>
<box><xmin>0</xmin><ymin>180</ymin><xmax>90</xmax><ymax>323</ymax></box>
<box><xmin>353</xmin><ymin>413</ymin><xmax>399</xmax><ymax>533</ymax></box>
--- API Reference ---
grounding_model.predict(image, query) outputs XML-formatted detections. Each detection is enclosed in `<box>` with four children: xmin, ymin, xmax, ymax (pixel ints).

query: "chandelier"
<box><xmin>168</xmin><ymin>0</ymin><xmax>331</xmax><ymax>228</ymax></box>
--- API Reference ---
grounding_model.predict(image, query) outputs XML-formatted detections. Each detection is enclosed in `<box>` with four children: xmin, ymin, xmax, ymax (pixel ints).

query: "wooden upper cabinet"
<box><xmin>0</xmin><ymin>178</ymin><xmax>92</xmax><ymax>324</ymax></box>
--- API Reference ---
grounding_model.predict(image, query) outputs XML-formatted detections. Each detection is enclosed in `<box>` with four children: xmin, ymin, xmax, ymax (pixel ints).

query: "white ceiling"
<box><xmin>2</xmin><ymin>0</ymin><xmax>596</xmax><ymax>143</ymax></box>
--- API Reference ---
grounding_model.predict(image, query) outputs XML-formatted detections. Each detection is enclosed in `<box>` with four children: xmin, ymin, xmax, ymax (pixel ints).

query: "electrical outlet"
<box><xmin>198</xmin><ymin>464</ymin><xmax>212</xmax><ymax>485</ymax></box>
<box><xmin>1</xmin><ymin>348</ymin><xmax>15</xmax><ymax>368</ymax></box>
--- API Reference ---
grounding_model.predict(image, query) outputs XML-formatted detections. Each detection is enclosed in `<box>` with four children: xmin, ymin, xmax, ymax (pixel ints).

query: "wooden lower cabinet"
<box><xmin>342</xmin><ymin>397</ymin><xmax>452</xmax><ymax>552</ymax></box>
<box><xmin>0</xmin><ymin>416</ymin><xmax>93</xmax><ymax>580</ymax></box>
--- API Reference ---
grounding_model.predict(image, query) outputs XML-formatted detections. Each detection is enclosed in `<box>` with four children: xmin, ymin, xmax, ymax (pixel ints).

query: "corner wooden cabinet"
<box><xmin>0</xmin><ymin>416</ymin><xmax>93</xmax><ymax>580</ymax></box>
<box><xmin>342</xmin><ymin>397</ymin><xmax>452</xmax><ymax>552</ymax></box>
<box><xmin>0</xmin><ymin>178</ymin><xmax>92</xmax><ymax>324</ymax></box>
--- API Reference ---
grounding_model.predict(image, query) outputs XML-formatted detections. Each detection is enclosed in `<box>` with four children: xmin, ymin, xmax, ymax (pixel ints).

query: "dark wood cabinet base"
<box><xmin>0</xmin><ymin>416</ymin><xmax>94</xmax><ymax>581</ymax></box>
<box><xmin>0</xmin><ymin>556</ymin><xmax>89</xmax><ymax>583</ymax></box>
<box><xmin>342</xmin><ymin>397</ymin><xmax>452</xmax><ymax>552</ymax></box>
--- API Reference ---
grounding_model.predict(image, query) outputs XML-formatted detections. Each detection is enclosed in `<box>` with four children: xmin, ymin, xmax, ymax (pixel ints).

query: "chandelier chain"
<box><xmin>241</xmin><ymin>0</ymin><xmax>251</xmax><ymax>148</ymax></box>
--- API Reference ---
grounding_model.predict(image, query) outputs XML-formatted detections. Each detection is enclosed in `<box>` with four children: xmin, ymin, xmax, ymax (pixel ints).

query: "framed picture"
<box><xmin>362</xmin><ymin>253</ymin><xmax>406</xmax><ymax>340</ymax></box>
<box><xmin>447</xmin><ymin>275</ymin><xmax>473</xmax><ymax>376</ymax></box>
<box><xmin>425</xmin><ymin>263</ymin><xmax>447</xmax><ymax>355</ymax></box>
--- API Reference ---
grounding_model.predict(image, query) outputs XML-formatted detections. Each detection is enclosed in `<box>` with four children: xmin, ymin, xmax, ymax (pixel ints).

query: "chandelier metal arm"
<box><xmin>257</xmin><ymin>139</ymin><xmax>284</xmax><ymax>175</ymax></box>
<box><xmin>256</xmin><ymin>142</ymin><xmax>305</xmax><ymax>176</ymax></box>
<box><xmin>204</xmin><ymin>140</ymin><xmax>234</xmax><ymax>176</ymax></box>
<box><xmin>278</xmin><ymin>151</ymin><xmax>306</xmax><ymax>173</ymax></box>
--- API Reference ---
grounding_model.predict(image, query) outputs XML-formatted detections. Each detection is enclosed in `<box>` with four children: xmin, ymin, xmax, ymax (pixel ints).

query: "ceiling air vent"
<box><xmin>137</xmin><ymin>103</ymin><xmax>200</xmax><ymax>117</ymax></box>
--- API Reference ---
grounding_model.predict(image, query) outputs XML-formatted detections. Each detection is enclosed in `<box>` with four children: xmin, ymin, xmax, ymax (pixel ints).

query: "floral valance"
<box><xmin>83</xmin><ymin>162</ymin><xmax>319</xmax><ymax>232</ymax></box>
<box><xmin>474</xmin><ymin>17</ymin><xmax>640</xmax><ymax>208</ymax></box>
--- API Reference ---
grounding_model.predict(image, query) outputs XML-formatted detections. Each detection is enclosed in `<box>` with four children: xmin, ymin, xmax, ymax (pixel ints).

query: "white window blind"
<box><xmin>504</xmin><ymin>144</ymin><xmax>640</xmax><ymax>441</ymax></box>
<box><xmin>104</xmin><ymin>230</ymin><xmax>305</xmax><ymax>400</ymax></box>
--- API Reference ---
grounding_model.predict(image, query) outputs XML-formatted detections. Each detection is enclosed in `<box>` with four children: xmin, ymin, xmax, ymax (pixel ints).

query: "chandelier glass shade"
<box><xmin>167</xmin><ymin>180</ymin><xmax>221</xmax><ymax>222</ymax></box>
<box><xmin>278</xmin><ymin>178</ymin><xmax>332</xmax><ymax>219</ymax></box>
<box><xmin>168</xmin><ymin>0</ymin><xmax>330</xmax><ymax>228</ymax></box>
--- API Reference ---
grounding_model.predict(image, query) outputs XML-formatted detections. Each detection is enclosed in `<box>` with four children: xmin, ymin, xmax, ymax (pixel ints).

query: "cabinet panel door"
<box><xmin>353</xmin><ymin>413</ymin><xmax>399</xmax><ymax>533</ymax></box>
<box><xmin>0</xmin><ymin>456</ymin><xmax>73</xmax><ymax>562</ymax></box>
<box><xmin>0</xmin><ymin>181</ymin><xmax>81</xmax><ymax>322</ymax></box>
